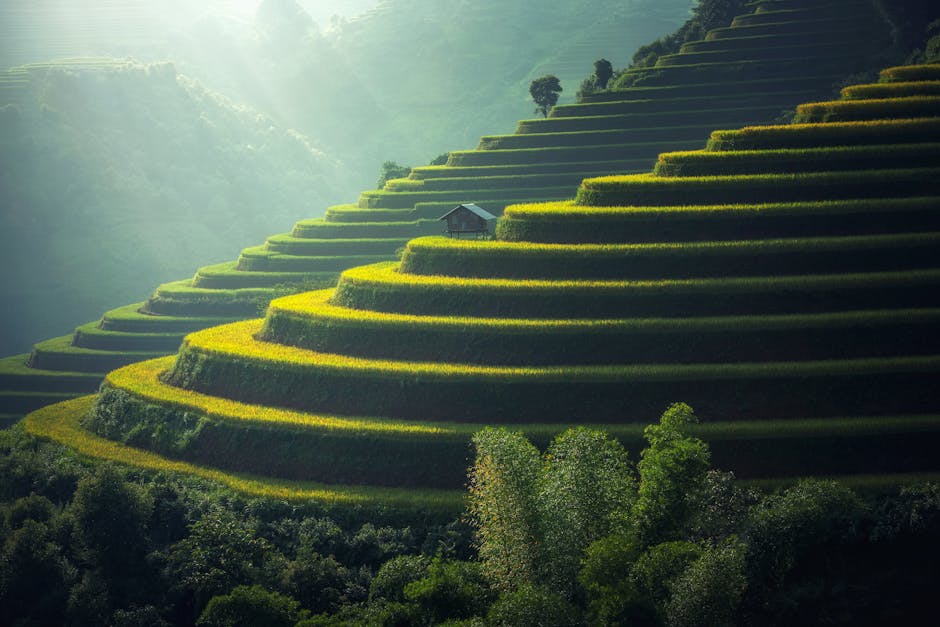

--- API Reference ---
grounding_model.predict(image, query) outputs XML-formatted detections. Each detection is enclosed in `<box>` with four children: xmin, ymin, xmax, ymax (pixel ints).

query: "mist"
<box><xmin>0</xmin><ymin>0</ymin><xmax>691</xmax><ymax>355</ymax></box>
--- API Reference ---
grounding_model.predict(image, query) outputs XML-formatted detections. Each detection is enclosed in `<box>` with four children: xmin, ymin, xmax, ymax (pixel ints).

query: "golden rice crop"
<box><xmin>880</xmin><ymin>64</ymin><xmax>940</xmax><ymax>83</ymax></box>
<box><xmin>841</xmin><ymin>81</ymin><xmax>940</xmax><ymax>100</ymax></box>
<box><xmin>500</xmin><ymin>197</ymin><xmax>940</xmax><ymax>221</ymax></box>
<box><xmin>104</xmin><ymin>357</ymin><xmax>452</xmax><ymax>436</ymax></box>
<box><xmin>707</xmin><ymin>117</ymin><xmax>940</xmax><ymax>145</ymax></box>
<box><xmin>178</xmin><ymin>315</ymin><xmax>940</xmax><ymax>383</ymax></box>
<box><xmin>269</xmin><ymin>289</ymin><xmax>940</xmax><ymax>336</ymax></box>
<box><xmin>21</xmin><ymin>397</ymin><xmax>464</xmax><ymax>509</ymax></box>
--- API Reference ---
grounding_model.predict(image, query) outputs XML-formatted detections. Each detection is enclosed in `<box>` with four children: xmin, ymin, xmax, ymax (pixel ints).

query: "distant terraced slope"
<box><xmin>24</xmin><ymin>65</ymin><xmax>940</xmax><ymax>507</ymax></box>
<box><xmin>0</xmin><ymin>0</ymin><xmax>895</xmax><ymax>423</ymax></box>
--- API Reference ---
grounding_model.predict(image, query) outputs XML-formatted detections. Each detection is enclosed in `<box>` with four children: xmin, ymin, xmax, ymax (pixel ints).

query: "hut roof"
<box><xmin>438</xmin><ymin>203</ymin><xmax>497</xmax><ymax>222</ymax></box>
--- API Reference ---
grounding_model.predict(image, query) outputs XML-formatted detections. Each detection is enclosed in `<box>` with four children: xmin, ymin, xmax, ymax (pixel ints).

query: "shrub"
<box><xmin>196</xmin><ymin>585</ymin><xmax>303</xmax><ymax>627</ymax></box>
<box><xmin>369</xmin><ymin>554</ymin><xmax>431</xmax><ymax>603</ymax></box>
<box><xmin>486</xmin><ymin>584</ymin><xmax>582</xmax><ymax>626</ymax></box>
<box><xmin>664</xmin><ymin>538</ymin><xmax>747</xmax><ymax>627</ymax></box>
<box><xmin>377</xmin><ymin>161</ymin><xmax>411</xmax><ymax>189</ymax></box>
<box><xmin>403</xmin><ymin>557</ymin><xmax>494</xmax><ymax>624</ymax></box>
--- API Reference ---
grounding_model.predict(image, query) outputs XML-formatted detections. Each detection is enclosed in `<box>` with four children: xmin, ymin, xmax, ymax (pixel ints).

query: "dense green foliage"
<box><xmin>292</xmin><ymin>407</ymin><xmax>940</xmax><ymax>624</ymax></box>
<box><xmin>0</xmin><ymin>424</ymin><xmax>470</xmax><ymax>626</ymax></box>
<box><xmin>459</xmin><ymin>408</ymin><xmax>940</xmax><ymax>625</ymax></box>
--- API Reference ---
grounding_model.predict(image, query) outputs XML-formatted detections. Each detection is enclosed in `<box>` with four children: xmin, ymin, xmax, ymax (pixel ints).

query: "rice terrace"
<box><xmin>1</xmin><ymin>0</ymin><xmax>939</xmax><ymax>625</ymax></box>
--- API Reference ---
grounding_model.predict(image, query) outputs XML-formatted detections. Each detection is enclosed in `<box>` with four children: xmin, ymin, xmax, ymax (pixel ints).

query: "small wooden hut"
<box><xmin>438</xmin><ymin>203</ymin><xmax>497</xmax><ymax>239</ymax></box>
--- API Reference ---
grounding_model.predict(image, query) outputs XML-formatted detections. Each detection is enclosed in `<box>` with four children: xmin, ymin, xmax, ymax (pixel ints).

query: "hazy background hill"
<box><xmin>0</xmin><ymin>60</ymin><xmax>352</xmax><ymax>355</ymax></box>
<box><xmin>0</xmin><ymin>0</ymin><xmax>693</xmax><ymax>355</ymax></box>
<box><xmin>1</xmin><ymin>0</ymin><xmax>694</xmax><ymax>176</ymax></box>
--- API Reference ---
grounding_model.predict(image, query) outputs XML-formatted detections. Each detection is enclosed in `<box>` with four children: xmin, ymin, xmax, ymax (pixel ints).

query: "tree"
<box><xmin>403</xmin><ymin>557</ymin><xmax>493</xmax><ymax>624</ymax></box>
<box><xmin>0</xmin><ymin>519</ymin><xmax>72</xmax><ymax>625</ymax></box>
<box><xmin>486</xmin><ymin>584</ymin><xmax>581</xmax><ymax>627</ymax></box>
<box><xmin>632</xmin><ymin>403</ymin><xmax>711</xmax><ymax>546</ymax></box>
<box><xmin>369</xmin><ymin>554</ymin><xmax>430</xmax><ymax>603</ymax></box>
<box><xmin>743</xmin><ymin>478</ymin><xmax>863</xmax><ymax>614</ymax></box>
<box><xmin>665</xmin><ymin>538</ymin><xmax>748</xmax><ymax>627</ymax></box>
<box><xmin>467</xmin><ymin>428</ymin><xmax>542</xmax><ymax>591</ymax></box>
<box><xmin>197</xmin><ymin>585</ymin><xmax>303</xmax><ymax>627</ymax></box>
<box><xmin>167</xmin><ymin>509</ymin><xmax>277</xmax><ymax>611</ymax></box>
<box><xmin>538</xmin><ymin>428</ymin><xmax>635</xmax><ymax>596</ymax></box>
<box><xmin>529</xmin><ymin>75</ymin><xmax>562</xmax><ymax>117</ymax></box>
<box><xmin>281</xmin><ymin>547</ymin><xmax>354</xmax><ymax>614</ymax></box>
<box><xmin>70</xmin><ymin>464</ymin><xmax>153</xmax><ymax>579</ymax></box>
<box><xmin>376</xmin><ymin>160</ymin><xmax>411</xmax><ymax>188</ymax></box>
<box><xmin>593</xmin><ymin>59</ymin><xmax>613</xmax><ymax>89</ymax></box>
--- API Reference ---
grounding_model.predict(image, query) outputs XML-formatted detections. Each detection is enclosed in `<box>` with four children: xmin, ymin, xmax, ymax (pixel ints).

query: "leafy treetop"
<box><xmin>529</xmin><ymin>75</ymin><xmax>563</xmax><ymax>118</ymax></box>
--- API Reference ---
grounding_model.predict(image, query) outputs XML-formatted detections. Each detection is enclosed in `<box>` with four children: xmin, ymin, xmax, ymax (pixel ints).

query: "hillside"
<box><xmin>23</xmin><ymin>64</ymin><xmax>940</xmax><ymax>505</ymax></box>
<box><xmin>0</xmin><ymin>0</ymin><xmax>901</xmax><ymax>422</ymax></box>
<box><xmin>0</xmin><ymin>59</ymin><xmax>353</xmax><ymax>356</ymax></box>
<box><xmin>0</xmin><ymin>0</ymin><xmax>696</xmax><ymax>178</ymax></box>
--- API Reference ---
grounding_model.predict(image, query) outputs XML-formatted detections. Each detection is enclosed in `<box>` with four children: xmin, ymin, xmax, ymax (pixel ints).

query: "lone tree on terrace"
<box><xmin>594</xmin><ymin>58</ymin><xmax>613</xmax><ymax>89</ymax></box>
<box><xmin>530</xmin><ymin>74</ymin><xmax>562</xmax><ymax>117</ymax></box>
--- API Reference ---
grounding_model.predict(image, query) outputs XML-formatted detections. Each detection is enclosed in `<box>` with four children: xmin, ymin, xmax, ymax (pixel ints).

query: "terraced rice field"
<box><xmin>0</xmin><ymin>0</ymin><xmax>897</xmax><ymax>424</ymax></box>
<box><xmin>23</xmin><ymin>64</ymin><xmax>940</xmax><ymax>506</ymax></box>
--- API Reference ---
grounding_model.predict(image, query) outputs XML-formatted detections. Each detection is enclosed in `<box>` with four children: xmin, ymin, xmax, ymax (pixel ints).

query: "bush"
<box><xmin>403</xmin><ymin>557</ymin><xmax>494</xmax><ymax>624</ymax></box>
<box><xmin>369</xmin><ymin>554</ymin><xmax>431</xmax><ymax>603</ymax></box>
<box><xmin>664</xmin><ymin>539</ymin><xmax>747</xmax><ymax>627</ymax></box>
<box><xmin>486</xmin><ymin>584</ymin><xmax>582</xmax><ymax>626</ymax></box>
<box><xmin>196</xmin><ymin>585</ymin><xmax>303</xmax><ymax>627</ymax></box>
<box><xmin>377</xmin><ymin>161</ymin><xmax>411</xmax><ymax>189</ymax></box>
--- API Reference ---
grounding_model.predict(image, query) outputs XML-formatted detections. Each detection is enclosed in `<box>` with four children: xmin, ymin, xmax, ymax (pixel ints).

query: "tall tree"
<box><xmin>529</xmin><ymin>75</ymin><xmax>563</xmax><ymax>117</ymax></box>
<box><xmin>632</xmin><ymin>402</ymin><xmax>711</xmax><ymax>546</ymax></box>
<box><xmin>467</xmin><ymin>428</ymin><xmax>543</xmax><ymax>591</ymax></box>
<box><xmin>593</xmin><ymin>58</ymin><xmax>614</xmax><ymax>89</ymax></box>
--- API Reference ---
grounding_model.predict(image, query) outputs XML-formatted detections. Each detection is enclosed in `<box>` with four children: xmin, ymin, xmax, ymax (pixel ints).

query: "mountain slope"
<box><xmin>0</xmin><ymin>0</ymin><xmax>900</xmax><ymax>423</ymax></box>
<box><xmin>25</xmin><ymin>64</ymin><xmax>940</xmax><ymax>505</ymax></box>
<box><xmin>0</xmin><ymin>59</ymin><xmax>352</xmax><ymax>356</ymax></box>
